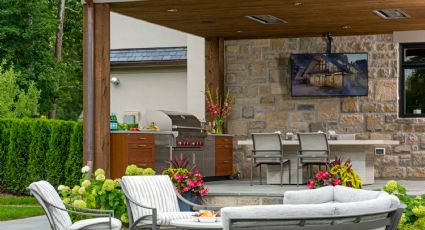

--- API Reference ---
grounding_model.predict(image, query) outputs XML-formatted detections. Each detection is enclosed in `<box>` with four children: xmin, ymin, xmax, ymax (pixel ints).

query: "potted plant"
<box><xmin>162</xmin><ymin>158</ymin><xmax>208</xmax><ymax>211</ymax></box>
<box><xmin>307</xmin><ymin>157</ymin><xmax>362</xmax><ymax>189</ymax></box>
<box><xmin>205</xmin><ymin>86</ymin><xmax>234</xmax><ymax>134</ymax></box>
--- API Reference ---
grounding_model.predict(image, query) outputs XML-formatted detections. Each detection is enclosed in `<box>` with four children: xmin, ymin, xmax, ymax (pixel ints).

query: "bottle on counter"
<box><xmin>110</xmin><ymin>113</ymin><xmax>118</xmax><ymax>130</ymax></box>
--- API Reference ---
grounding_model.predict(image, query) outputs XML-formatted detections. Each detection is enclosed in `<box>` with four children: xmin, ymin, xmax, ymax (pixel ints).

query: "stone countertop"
<box><xmin>238</xmin><ymin>139</ymin><xmax>400</xmax><ymax>146</ymax></box>
<box><xmin>111</xmin><ymin>130</ymin><xmax>177</xmax><ymax>136</ymax></box>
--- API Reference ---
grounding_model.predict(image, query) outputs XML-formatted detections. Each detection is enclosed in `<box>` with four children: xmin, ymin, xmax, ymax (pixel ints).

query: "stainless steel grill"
<box><xmin>144</xmin><ymin>110</ymin><xmax>215</xmax><ymax>176</ymax></box>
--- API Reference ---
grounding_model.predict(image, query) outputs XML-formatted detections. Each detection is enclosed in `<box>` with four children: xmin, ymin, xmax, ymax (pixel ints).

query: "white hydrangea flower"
<box><xmin>81</xmin><ymin>165</ymin><xmax>90</xmax><ymax>173</ymax></box>
<box><xmin>57</xmin><ymin>185</ymin><xmax>66</xmax><ymax>191</ymax></box>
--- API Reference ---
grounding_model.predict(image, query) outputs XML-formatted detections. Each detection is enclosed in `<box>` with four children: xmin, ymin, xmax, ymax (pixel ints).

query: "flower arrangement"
<box><xmin>162</xmin><ymin>158</ymin><xmax>208</xmax><ymax>198</ymax></box>
<box><xmin>384</xmin><ymin>180</ymin><xmax>425</xmax><ymax>230</ymax></box>
<box><xmin>308</xmin><ymin>157</ymin><xmax>362</xmax><ymax>189</ymax></box>
<box><xmin>58</xmin><ymin>164</ymin><xmax>155</xmax><ymax>224</ymax></box>
<box><xmin>205</xmin><ymin>86</ymin><xmax>234</xmax><ymax>134</ymax></box>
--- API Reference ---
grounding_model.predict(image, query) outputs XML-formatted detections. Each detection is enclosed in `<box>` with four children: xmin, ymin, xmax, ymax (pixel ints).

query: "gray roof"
<box><xmin>110</xmin><ymin>47</ymin><xmax>187</xmax><ymax>64</ymax></box>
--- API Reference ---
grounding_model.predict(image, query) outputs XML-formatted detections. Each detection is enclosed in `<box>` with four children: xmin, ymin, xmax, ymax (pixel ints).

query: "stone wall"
<box><xmin>225</xmin><ymin>34</ymin><xmax>425</xmax><ymax>179</ymax></box>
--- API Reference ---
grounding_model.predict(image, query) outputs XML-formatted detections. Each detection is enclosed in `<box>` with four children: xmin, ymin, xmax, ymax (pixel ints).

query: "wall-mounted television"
<box><xmin>290</xmin><ymin>53</ymin><xmax>368</xmax><ymax>97</ymax></box>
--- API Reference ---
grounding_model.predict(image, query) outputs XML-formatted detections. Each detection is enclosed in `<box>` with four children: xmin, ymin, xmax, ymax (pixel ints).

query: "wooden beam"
<box><xmin>205</xmin><ymin>37</ymin><xmax>224</xmax><ymax>123</ymax></box>
<box><xmin>83</xmin><ymin>3</ymin><xmax>111</xmax><ymax>174</ymax></box>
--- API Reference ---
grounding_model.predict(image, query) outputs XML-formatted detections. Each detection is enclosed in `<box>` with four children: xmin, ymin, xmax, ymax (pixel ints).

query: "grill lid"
<box><xmin>144</xmin><ymin>110</ymin><xmax>202</xmax><ymax>131</ymax></box>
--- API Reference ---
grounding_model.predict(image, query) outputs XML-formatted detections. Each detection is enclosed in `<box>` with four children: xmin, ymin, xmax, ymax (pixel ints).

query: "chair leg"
<box><xmin>250</xmin><ymin>158</ymin><xmax>254</xmax><ymax>186</ymax></box>
<box><xmin>288</xmin><ymin>161</ymin><xmax>291</xmax><ymax>185</ymax></box>
<box><xmin>280</xmin><ymin>162</ymin><xmax>283</xmax><ymax>187</ymax></box>
<box><xmin>259</xmin><ymin>165</ymin><xmax>262</xmax><ymax>185</ymax></box>
<box><xmin>297</xmin><ymin>158</ymin><xmax>299</xmax><ymax>186</ymax></box>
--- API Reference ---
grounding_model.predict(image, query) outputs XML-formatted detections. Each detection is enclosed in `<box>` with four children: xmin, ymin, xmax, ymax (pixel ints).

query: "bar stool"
<box><xmin>296</xmin><ymin>133</ymin><xmax>330</xmax><ymax>186</ymax></box>
<box><xmin>251</xmin><ymin>133</ymin><xmax>291</xmax><ymax>187</ymax></box>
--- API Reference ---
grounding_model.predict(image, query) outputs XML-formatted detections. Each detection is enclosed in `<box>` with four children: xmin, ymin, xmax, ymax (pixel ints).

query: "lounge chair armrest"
<box><xmin>65</xmin><ymin>204</ymin><xmax>114</xmax><ymax>215</ymax></box>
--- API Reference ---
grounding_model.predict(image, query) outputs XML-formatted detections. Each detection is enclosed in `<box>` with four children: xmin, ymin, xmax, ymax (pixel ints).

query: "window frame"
<box><xmin>399</xmin><ymin>42</ymin><xmax>425</xmax><ymax>118</ymax></box>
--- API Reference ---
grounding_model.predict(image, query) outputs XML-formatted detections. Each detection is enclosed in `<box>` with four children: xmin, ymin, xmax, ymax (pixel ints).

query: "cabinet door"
<box><xmin>215</xmin><ymin>136</ymin><xmax>233</xmax><ymax>176</ymax></box>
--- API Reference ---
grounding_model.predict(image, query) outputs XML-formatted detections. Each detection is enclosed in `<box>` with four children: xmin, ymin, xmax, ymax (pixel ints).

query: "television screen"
<box><xmin>290</xmin><ymin>53</ymin><xmax>368</xmax><ymax>97</ymax></box>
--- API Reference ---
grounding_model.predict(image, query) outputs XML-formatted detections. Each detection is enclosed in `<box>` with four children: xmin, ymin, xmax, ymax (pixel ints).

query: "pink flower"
<box><xmin>196</xmin><ymin>181</ymin><xmax>203</xmax><ymax>187</ymax></box>
<box><xmin>307</xmin><ymin>180</ymin><xmax>316</xmax><ymax>189</ymax></box>
<box><xmin>322</xmin><ymin>171</ymin><xmax>330</xmax><ymax>179</ymax></box>
<box><xmin>315</xmin><ymin>172</ymin><xmax>323</xmax><ymax>180</ymax></box>
<box><xmin>186</xmin><ymin>180</ymin><xmax>197</xmax><ymax>187</ymax></box>
<box><xmin>199</xmin><ymin>187</ymin><xmax>209</xmax><ymax>196</ymax></box>
<box><xmin>183</xmin><ymin>186</ymin><xmax>190</xmax><ymax>192</ymax></box>
<box><xmin>332</xmin><ymin>179</ymin><xmax>341</xmax><ymax>185</ymax></box>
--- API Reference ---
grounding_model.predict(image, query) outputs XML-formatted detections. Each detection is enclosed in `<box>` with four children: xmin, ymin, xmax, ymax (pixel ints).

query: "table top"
<box><xmin>170</xmin><ymin>218</ymin><xmax>223</xmax><ymax>229</ymax></box>
<box><xmin>238</xmin><ymin>139</ymin><xmax>400</xmax><ymax>146</ymax></box>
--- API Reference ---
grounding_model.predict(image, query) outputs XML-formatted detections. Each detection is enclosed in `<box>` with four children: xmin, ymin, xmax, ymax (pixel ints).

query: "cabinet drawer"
<box><xmin>128</xmin><ymin>148</ymin><xmax>154</xmax><ymax>163</ymax></box>
<box><xmin>128</xmin><ymin>133</ymin><xmax>154</xmax><ymax>144</ymax></box>
<box><xmin>215</xmin><ymin>136</ymin><xmax>233</xmax><ymax>148</ymax></box>
<box><xmin>128</xmin><ymin>143</ymin><xmax>154</xmax><ymax>149</ymax></box>
<box><xmin>215</xmin><ymin>161</ymin><xmax>232</xmax><ymax>176</ymax></box>
<box><xmin>215</xmin><ymin>147</ymin><xmax>232</xmax><ymax>160</ymax></box>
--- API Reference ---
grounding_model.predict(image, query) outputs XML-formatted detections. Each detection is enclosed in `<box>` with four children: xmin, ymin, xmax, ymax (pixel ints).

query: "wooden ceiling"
<box><xmin>108</xmin><ymin>0</ymin><xmax>425</xmax><ymax>39</ymax></box>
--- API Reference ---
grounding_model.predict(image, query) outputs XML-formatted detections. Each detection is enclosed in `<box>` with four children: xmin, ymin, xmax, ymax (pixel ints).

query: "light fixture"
<box><xmin>246</xmin><ymin>15</ymin><xmax>287</xmax><ymax>24</ymax></box>
<box><xmin>342</xmin><ymin>25</ymin><xmax>351</xmax><ymax>29</ymax></box>
<box><xmin>373</xmin><ymin>9</ymin><xmax>410</xmax><ymax>19</ymax></box>
<box><xmin>236</xmin><ymin>30</ymin><xmax>243</xmax><ymax>33</ymax></box>
<box><xmin>110</xmin><ymin>77</ymin><xmax>120</xmax><ymax>86</ymax></box>
<box><xmin>167</xmin><ymin>9</ymin><xmax>178</xmax><ymax>12</ymax></box>
<box><xmin>294</xmin><ymin>2</ymin><xmax>303</xmax><ymax>6</ymax></box>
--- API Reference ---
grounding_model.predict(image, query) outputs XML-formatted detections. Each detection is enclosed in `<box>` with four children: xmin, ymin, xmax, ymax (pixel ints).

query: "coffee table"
<box><xmin>170</xmin><ymin>218</ymin><xmax>223</xmax><ymax>229</ymax></box>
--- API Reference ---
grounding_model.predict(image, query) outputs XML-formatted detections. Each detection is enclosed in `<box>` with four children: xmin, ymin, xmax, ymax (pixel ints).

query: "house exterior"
<box><xmin>110</xmin><ymin>12</ymin><xmax>206</xmax><ymax>126</ymax></box>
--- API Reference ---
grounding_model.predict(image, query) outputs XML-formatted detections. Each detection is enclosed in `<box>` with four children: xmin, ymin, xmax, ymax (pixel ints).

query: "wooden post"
<box><xmin>83</xmin><ymin>3</ymin><xmax>111</xmax><ymax>174</ymax></box>
<box><xmin>205</xmin><ymin>37</ymin><xmax>225</xmax><ymax>122</ymax></box>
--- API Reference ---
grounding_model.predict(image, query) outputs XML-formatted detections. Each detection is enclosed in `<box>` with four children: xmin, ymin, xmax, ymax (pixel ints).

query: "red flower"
<box><xmin>332</xmin><ymin>179</ymin><xmax>342</xmax><ymax>185</ymax></box>
<box><xmin>307</xmin><ymin>179</ymin><xmax>316</xmax><ymax>189</ymax></box>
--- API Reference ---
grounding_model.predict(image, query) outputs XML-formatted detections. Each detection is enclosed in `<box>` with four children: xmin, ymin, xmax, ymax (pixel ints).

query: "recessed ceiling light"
<box><xmin>294</xmin><ymin>2</ymin><xmax>303</xmax><ymax>6</ymax></box>
<box><xmin>246</xmin><ymin>15</ymin><xmax>287</xmax><ymax>24</ymax></box>
<box><xmin>373</xmin><ymin>9</ymin><xmax>410</xmax><ymax>19</ymax></box>
<box><xmin>167</xmin><ymin>9</ymin><xmax>178</xmax><ymax>12</ymax></box>
<box><xmin>236</xmin><ymin>30</ymin><xmax>243</xmax><ymax>33</ymax></box>
<box><xmin>342</xmin><ymin>25</ymin><xmax>351</xmax><ymax>29</ymax></box>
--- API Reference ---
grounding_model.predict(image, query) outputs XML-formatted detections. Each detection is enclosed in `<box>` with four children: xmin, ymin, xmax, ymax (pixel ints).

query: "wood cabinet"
<box><xmin>111</xmin><ymin>133</ymin><xmax>155</xmax><ymax>179</ymax></box>
<box><xmin>215</xmin><ymin>135</ymin><xmax>233</xmax><ymax>176</ymax></box>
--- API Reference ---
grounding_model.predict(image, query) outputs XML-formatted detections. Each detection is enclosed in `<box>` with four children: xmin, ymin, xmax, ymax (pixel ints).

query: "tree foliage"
<box><xmin>0</xmin><ymin>0</ymin><xmax>83</xmax><ymax>120</ymax></box>
<box><xmin>0</xmin><ymin>64</ymin><xmax>41</xmax><ymax>118</ymax></box>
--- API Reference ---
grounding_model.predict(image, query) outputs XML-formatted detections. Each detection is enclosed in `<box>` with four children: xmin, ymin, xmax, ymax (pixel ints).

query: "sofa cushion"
<box><xmin>378</xmin><ymin>193</ymin><xmax>401</xmax><ymax>209</ymax></box>
<box><xmin>221</xmin><ymin>203</ymin><xmax>335</xmax><ymax>230</ymax></box>
<box><xmin>284</xmin><ymin>186</ymin><xmax>334</xmax><ymax>204</ymax></box>
<box><xmin>334</xmin><ymin>197</ymin><xmax>392</xmax><ymax>216</ymax></box>
<box><xmin>334</xmin><ymin>186</ymin><xmax>383</xmax><ymax>203</ymax></box>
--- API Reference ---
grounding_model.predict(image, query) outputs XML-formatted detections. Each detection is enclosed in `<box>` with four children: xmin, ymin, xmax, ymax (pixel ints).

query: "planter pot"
<box><xmin>178</xmin><ymin>193</ymin><xmax>201</xmax><ymax>211</ymax></box>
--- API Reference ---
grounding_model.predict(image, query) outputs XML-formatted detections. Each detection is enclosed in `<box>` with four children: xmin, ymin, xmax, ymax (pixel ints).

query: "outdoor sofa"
<box><xmin>221</xmin><ymin>185</ymin><xmax>404</xmax><ymax>230</ymax></box>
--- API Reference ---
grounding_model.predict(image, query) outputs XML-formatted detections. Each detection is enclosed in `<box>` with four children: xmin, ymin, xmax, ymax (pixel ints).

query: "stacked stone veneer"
<box><xmin>225</xmin><ymin>34</ymin><xmax>425</xmax><ymax>179</ymax></box>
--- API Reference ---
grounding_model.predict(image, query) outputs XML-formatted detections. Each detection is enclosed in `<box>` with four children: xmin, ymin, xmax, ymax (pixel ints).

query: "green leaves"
<box><xmin>65</xmin><ymin>122</ymin><xmax>83</xmax><ymax>185</ymax></box>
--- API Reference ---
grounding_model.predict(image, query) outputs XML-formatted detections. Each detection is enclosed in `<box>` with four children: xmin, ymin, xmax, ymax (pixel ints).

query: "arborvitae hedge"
<box><xmin>65</xmin><ymin>122</ymin><xmax>83</xmax><ymax>185</ymax></box>
<box><xmin>0</xmin><ymin>118</ymin><xmax>83</xmax><ymax>195</ymax></box>
<box><xmin>0</xmin><ymin>119</ymin><xmax>11</xmax><ymax>186</ymax></box>
<box><xmin>4</xmin><ymin>119</ymin><xmax>31</xmax><ymax>194</ymax></box>
<box><xmin>46</xmin><ymin>120</ymin><xmax>75</xmax><ymax>187</ymax></box>
<box><xmin>26</xmin><ymin>119</ymin><xmax>52</xmax><ymax>186</ymax></box>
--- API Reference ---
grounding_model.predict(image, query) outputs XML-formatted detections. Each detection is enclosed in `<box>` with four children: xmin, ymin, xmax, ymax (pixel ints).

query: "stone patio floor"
<box><xmin>2</xmin><ymin>179</ymin><xmax>423</xmax><ymax>230</ymax></box>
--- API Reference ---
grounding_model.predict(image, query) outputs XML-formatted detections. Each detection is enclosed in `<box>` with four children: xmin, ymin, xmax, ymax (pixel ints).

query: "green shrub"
<box><xmin>26</xmin><ymin>119</ymin><xmax>52</xmax><ymax>186</ymax></box>
<box><xmin>65</xmin><ymin>122</ymin><xmax>83</xmax><ymax>185</ymax></box>
<box><xmin>0</xmin><ymin>119</ymin><xmax>12</xmax><ymax>187</ymax></box>
<box><xmin>384</xmin><ymin>180</ymin><xmax>425</xmax><ymax>230</ymax></box>
<box><xmin>46</xmin><ymin>121</ymin><xmax>75</xmax><ymax>187</ymax></box>
<box><xmin>4</xmin><ymin>119</ymin><xmax>31</xmax><ymax>194</ymax></box>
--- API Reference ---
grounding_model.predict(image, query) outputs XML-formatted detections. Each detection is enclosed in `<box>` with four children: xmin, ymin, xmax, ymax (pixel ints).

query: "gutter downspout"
<box><xmin>86</xmin><ymin>0</ymin><xmax>95</xmax><ymax>171</ymax></box>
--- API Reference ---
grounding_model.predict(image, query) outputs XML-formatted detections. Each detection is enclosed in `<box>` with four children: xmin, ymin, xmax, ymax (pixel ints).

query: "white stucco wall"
<box><xmin>110</xmin><ymin>66</ymin><xmax>187</xmax><ymax>126</ymax></box>
<box><xmin>187</xmin><ymin>35</ymin><xmax>206</xmax><ymax>121</ymax></box>
<box><xmin>393</xmin><ymin>30</ymin><xmax>425</xmax><ymax>43</ymax></box>
<box><xmin>111</xmin><ymin>12</ymin><xmax>187</xmax><ymax>49</ymax></box>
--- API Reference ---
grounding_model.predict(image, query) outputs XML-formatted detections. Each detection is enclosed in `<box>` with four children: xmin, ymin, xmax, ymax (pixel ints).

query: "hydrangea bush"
<box><xmin>308</xmin><ymin>157</ymin><xmax>362</xmax><ymax>189</ymax></box>
<box><xmin>58</xmin><ymin>164</ymin><xmax>155</xmax><ymax>224</ymax></box>
<box><xmin>384</xmin><ymin>180</ymin><xmax>425</xmax><ymax>230</ymax></box>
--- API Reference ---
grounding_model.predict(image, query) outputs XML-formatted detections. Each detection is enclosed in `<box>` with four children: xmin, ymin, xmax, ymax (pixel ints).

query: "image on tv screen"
<box><xmin>291</xmin><ymin>53</ymin><xmax>368</xmax><ymax>97</ymax></box>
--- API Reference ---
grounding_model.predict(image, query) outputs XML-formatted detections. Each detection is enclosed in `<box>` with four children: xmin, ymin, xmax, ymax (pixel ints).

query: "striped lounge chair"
<box><xmin>28</xmin><ymin>181</ymin><xmax>122</xmax><ymax>230</ymax></box>
<box><xmin>120</xmin><ymin>175</ymin><xmax>219</xmax><ymax>230</ymax></box>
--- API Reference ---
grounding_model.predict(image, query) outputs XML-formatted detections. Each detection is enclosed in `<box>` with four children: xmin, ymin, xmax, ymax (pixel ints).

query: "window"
<box><xmin>399</xmin><ymin>43</ymin><xmax>425</xmax><ymax>118</ymax></box>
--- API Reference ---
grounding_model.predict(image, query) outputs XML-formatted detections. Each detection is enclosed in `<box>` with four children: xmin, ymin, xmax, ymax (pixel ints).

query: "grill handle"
<box><xmin>172</xmin><ymin>125</ymin><xmax>205</xmax><ymax>130</ymax></box>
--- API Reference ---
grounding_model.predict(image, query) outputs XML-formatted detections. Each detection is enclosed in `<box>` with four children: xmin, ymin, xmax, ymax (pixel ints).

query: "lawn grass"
<box><xmin>0</xmin><ymin>195</ymin><xmax>44</xmax><ymax>221</ymax></box>
<box><xmin>0</xmin><ymin>206</ymin><xmax>44</xmax><ymax>221</ymax></box>
<box><xmin>0</xmin><ymin>196</ymin><xmax>39</xmax><ymax>205</ymax></box>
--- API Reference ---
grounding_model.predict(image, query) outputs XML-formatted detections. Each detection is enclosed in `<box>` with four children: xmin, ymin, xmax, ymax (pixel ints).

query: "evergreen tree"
<box><xmin>65</xmin><ymin>122</ymin><xmax>83</xmax><ymax>185</ymax></box>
